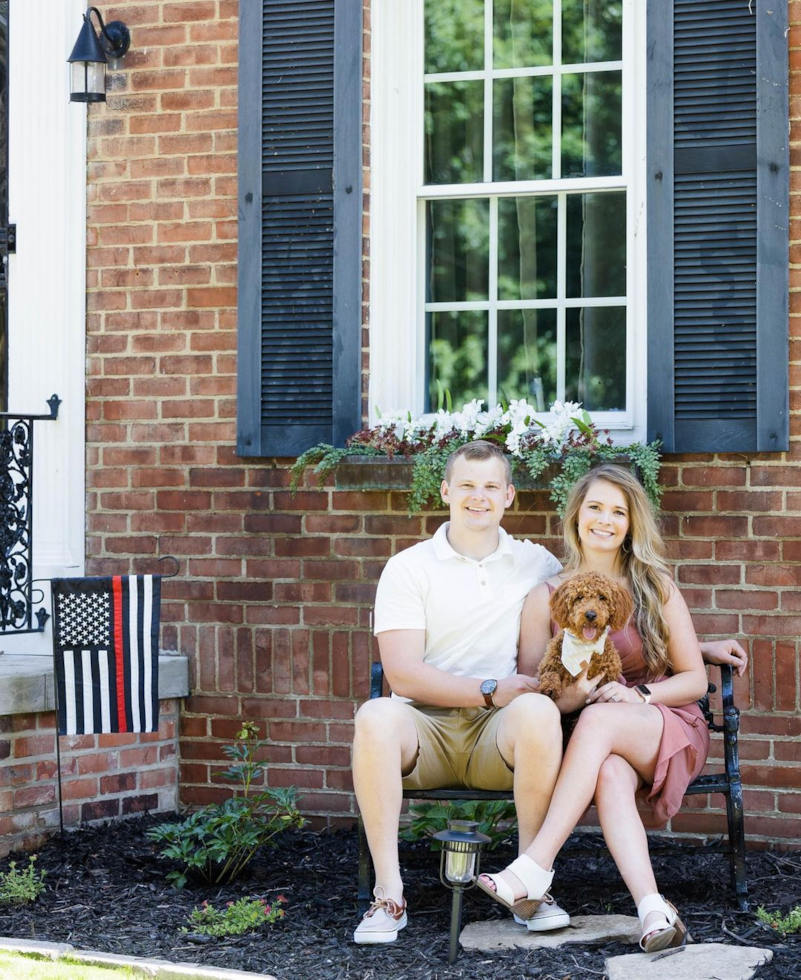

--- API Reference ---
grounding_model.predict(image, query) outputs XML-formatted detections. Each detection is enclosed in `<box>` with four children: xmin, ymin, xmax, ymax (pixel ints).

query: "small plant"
<box><xmin>401</xmin><ymin>799</ymin><xmax>517</xmax><ymax>851</ymax></box>
<box><xmin>0</xmin><ymin>855</ymin><xmax>46</xmax><ymax>906</ymax></box>
<box><xmin>148</xmin><ymin>723</ymin><xmax>306</xmax><ymax>889</ymax></box>
<box><xmin>184</xmin><ymin>895</ymin><xmax>286</xmax><ymax>938</ymax></box>
<box><xmin>756</xmin><ymin>905</ymin><xmax>801</xmax><ymax>937</ymax></box>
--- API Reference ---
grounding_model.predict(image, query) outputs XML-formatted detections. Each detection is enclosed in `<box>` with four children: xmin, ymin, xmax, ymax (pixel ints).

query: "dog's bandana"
<box><xmin>560</xmin><ymin>628</ymin><xmax>610</xmax><ymax>677</ymax></box>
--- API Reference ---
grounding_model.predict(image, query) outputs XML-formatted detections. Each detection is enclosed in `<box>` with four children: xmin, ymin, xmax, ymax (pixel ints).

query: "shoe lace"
<box><xmin>366</xmin><ymin>887</ymin><xmax>402</xmax><ymax>918</ymax></box>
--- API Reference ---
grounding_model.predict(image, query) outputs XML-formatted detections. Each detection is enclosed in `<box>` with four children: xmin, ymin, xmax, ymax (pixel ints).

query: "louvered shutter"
<box><xmin>237</xmin><ymin>0</ymin><xmax>362</xmax><ymax>457</ymax></box>
<box><xmin>647</xmin><ymin>0</ymin><xmax>789</xmax><ymax>453</ymax></box>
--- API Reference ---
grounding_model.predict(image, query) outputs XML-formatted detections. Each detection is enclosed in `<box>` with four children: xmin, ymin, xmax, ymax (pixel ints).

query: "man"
<box><xmin>353</xmin><ymin>439</ymin><xmax>567</xmax><ymax>944</ymax></box>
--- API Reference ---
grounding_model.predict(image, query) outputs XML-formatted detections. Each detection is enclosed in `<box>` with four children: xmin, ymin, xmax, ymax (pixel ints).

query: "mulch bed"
<box><xmin>0</xmin><ymin>816</ymin><xmax>798</xmax><ymax>979</ymax></box>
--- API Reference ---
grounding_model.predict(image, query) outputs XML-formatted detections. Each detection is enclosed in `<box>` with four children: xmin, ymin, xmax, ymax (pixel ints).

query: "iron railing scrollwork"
<box><xmin>0</xmin><ymin>394</ymin><xmax>60</xmax><ymax>633</ymax></box>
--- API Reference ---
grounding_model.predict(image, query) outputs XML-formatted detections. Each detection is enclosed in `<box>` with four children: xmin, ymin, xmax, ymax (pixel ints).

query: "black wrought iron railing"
<box><xmin>0</xmin><ymin>394</ymin><xmax>60</xmax><ymax>633</ymax></box>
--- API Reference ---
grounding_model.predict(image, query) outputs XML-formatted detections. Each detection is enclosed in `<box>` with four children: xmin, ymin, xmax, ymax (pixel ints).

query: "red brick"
<box><xmin>681</xmin><ymin>516</ymin><xmax>749</xmax><ymax>537</ymax></box>
<box><xmin>751</xmin><ymin>465</ymin><xmax>801</xmax><ymax>486</ymax></box>
<box><xmin>680</xmin><ymin>467</ymin><xmax>746</xmax><ymax>487</ymax></box>
<box><xmin>716</xmin><ymin>540</ymin><xmax>781</xmax><ymax>561</ymax></box>
<box><xmin>716</xmin><ymin>590</ymin><xmax>778</xmax><ymax>611</ymax></box>
<box><xmin>745</xmin><ymin>564</ymin><xmax>801</xmax><ymax>586</ymax></box>
<box><xmin>677</xmin><ymin>565</ymin><xmax>740</xmax><ymax>585</ymax></box>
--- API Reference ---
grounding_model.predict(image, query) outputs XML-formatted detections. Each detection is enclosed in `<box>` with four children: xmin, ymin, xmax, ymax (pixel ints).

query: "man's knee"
<box><xmin>504</xmin><ymin>692</ymin><xmax>561</xmax><ymax>733</ymax></box>
<box><xmin>501</xmin><ymin>693</ymin><xmax>562</xmax><ymax>760</ymax></box>
<box><xmin>354</xmin><ymin>697</ymin><xmax>411</xmax><ymax>744</ymax></box>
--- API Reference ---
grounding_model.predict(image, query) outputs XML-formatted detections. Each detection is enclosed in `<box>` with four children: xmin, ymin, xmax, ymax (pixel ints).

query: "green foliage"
<box><xmin>289</xmin><ymin>444</ymin><xmax>383</xmax><ymax>492</ymax></box>
<box><xmin>756</xmin><ymin>905</ymin><xmax>801</xmax><ymax>937</ymax></box>
<box><xmin>409</xmin><ymin>439</ymin><xmax>462</xmax><ymax>513</ymax></box>
<box><xmin>184</xmin><ymin>895</ymin><xmax>286</xmax><ymax>938</ymax></box>
<box><xmin>0</xmin><ymin>855</ymin><xmax>46</xmax><ymax>906</ymax></box>
<box><xmin>148</xmin><ymin>723</ymin><xmax>306</xmax><ymax>889</ymax></box>
<box><xmin>400</xmin><ymin>799</ymin><xmax>517</xmax><ymax>851</ymax></box>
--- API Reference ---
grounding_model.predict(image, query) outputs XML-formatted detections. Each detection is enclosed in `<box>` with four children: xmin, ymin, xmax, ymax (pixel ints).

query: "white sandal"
<box><xmin>637</xmin><ymin>894</ymin><xmax>689</xmax><ymax>953</ymax></box>
<box><xmin>475</xmin><ymin>854</ymin><xmax>554</xmax><ymax>920</ymax></box>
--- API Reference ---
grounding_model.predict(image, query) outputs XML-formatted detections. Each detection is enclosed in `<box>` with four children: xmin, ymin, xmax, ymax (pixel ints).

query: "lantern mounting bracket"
<box><xmin>85</xmin><ymin>7</ymin><xmax>131</xmax><ymax>62</ymax></box>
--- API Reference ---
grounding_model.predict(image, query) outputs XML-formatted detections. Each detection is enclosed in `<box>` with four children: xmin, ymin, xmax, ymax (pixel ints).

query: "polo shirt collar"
<box><xmin>432</xmin><ymin>522</ymin><xmax>513</xmax><ymax>563</ymax></box>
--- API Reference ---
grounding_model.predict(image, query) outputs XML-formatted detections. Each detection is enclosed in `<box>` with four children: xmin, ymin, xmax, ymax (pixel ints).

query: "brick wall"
<box><xmin>75</xmin><ymin>0</ymin><xmax>801</xmax><ymax>846</ymax></box>
<box><xmin>0</xmin><ymin>701</ymin><xmax>180</xmax><ymax>857</ymax></box>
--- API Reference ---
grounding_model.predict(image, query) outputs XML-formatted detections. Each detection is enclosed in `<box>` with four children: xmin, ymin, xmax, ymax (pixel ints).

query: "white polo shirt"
<box><xmin>373</xmin><ymin>523</ymin><xmax>562</xmax><ymax>684</ymax></box>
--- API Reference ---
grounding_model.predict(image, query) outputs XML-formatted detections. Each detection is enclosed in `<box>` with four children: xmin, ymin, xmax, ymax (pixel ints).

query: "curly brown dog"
<box><xmin>537</xmin><ymin>572</ymin><xmax>633</xmax><ymax>702</ymax></box>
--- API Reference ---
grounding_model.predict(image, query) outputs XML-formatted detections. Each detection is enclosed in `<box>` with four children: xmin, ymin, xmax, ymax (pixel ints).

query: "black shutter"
<box><xmin>237</xmin><ymin>0</ymin><xmax>362</xmax><ymax>457</ymax></box>
<box><xmin>647</xmin><ymin>0</ymin><xmax>789</xmax><ymax>452</ymax></box>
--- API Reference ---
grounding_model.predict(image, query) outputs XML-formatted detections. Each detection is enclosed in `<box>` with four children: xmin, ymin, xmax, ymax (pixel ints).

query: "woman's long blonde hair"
<box><xmin>562</xmin><ymin>464</ymin><xmax>672</xmax><ymax>679</ymax></box>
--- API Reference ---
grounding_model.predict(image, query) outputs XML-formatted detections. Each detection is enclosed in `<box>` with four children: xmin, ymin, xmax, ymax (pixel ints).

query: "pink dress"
<box><xmin>547</xmin><ymin>583</ymin><xmax>710</xmax><ymax>828</ymax></box>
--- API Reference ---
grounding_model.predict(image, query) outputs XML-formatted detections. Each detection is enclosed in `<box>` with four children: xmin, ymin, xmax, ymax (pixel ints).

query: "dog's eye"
<box><xmin>599</xmin><ymin>594</ymin><xmax>607</xmax><ymax>602</ymax></box>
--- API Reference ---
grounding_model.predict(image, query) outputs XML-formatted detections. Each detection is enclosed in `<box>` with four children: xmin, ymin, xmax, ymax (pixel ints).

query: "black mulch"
<box><xmin>0</xmin><ymin>816</ymin><xmax>799</xmax><ymax>979</ymax></box>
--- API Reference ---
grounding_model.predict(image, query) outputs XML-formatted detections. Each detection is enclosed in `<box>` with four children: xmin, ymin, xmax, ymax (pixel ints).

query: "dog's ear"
<box><xmin>549</xmin><ymin>578</ymin><xmax>581</xmax><ymax>629</ymax></box>
<box><xmin>608</xmin><ymin>580</ymin><xmax>634</xmax><ymax>631</ymax></box>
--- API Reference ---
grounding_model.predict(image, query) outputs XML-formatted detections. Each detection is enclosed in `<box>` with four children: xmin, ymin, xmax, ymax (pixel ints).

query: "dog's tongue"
<box><xmin>582</xmin><ymin>626</ymin><xmax>597</xmax><ymax>642</ymax></box>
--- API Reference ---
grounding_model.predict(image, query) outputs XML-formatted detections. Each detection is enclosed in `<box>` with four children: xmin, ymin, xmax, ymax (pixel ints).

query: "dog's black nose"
<box><xmin>585</xmin><ymin>610</ymin><xmax>597</xmax><ymax>622</ymax></box>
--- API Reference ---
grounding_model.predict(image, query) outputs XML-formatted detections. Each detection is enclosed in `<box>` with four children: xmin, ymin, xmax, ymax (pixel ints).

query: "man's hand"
<box><xmin>554</xmin><ymin>665</ymin><xmax>603</xmax><ymax>714</ymax></box>
<box><xmin>700</xmin><ymin>639</ymin><xmax>748</xmax><ymax>677</ymax></box>
<box><xmin>493</xmin><ymin>673</ymin><xmax>540</xmax><ymax>707</ymax></box>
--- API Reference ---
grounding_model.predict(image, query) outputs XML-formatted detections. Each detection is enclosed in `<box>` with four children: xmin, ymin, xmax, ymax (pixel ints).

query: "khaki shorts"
<box><xmin>401</xmin><ymin>703</ymin><xmax>514</xmax><ymax>792</ymax></box>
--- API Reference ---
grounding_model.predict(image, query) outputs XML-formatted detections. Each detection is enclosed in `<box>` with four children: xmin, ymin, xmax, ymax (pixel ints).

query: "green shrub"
<box><xmin>400</xmin><ymin>799</ymin><xmax>517</xmax><ymax>851</ymax></box>
<box><xmin>756</xmin><ymin>905</ymin><xmax>801</xmax><ymax>937</ymax></box>
<box><xmin>184</xmin><ymin>895</ymin><xmax>286</xmax><ymax>937</ymax></box>
<box><xmin>0</xmin><ymin>855</ymin><xmax>46</xmax><ymax>906</ymax></box>
<box><xmin>148</xmin><ymin>723</ymin><xmax>305</xmax><ymax>889</ymax></box>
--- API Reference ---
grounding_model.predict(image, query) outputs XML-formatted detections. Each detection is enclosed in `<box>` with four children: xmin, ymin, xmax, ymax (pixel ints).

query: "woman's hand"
<box><xmin>700</xmin><ymin>639</ymin><xmax>748</xmax><ymax>677</ymax></box>
<box><xmin>555</xmin><ymin>665</ymin><xmax>603</xmax><ymax>713</ymax></box>
<box><xmin>586</xmin><ymin>680</ymin><xmax>640</xmax><ymax>705</ymax></box>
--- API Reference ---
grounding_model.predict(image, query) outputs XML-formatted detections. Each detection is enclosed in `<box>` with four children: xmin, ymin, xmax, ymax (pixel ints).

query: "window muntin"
<box><xmin>421</xmin><ymin>0</ymin><xmax>628</xmax><ymax>414</ymax></box>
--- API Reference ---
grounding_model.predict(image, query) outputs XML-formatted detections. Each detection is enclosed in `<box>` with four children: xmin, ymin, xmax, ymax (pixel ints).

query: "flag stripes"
<box><xmin>51</xmin><ymin>575</ymin><xmax>161</xmax><ymax>736</ymax></box>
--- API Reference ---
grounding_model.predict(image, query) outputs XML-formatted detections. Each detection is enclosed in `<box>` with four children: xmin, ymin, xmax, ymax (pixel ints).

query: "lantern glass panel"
<box><xmin>71</xmin><ymin>60</ymin><xmax>105</xmax><ymax>99</ymax></box>
<box><xmin>444</xmin><ymin>847</ymin><xmax>476</xmax><ymax>883</ymax></box>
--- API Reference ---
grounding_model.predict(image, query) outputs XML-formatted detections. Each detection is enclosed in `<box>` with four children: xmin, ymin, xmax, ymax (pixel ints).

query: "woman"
<box><xmin>477</xmin><ymin>464</ymin><xmax>747</xmax><ymax>952</ymax></box>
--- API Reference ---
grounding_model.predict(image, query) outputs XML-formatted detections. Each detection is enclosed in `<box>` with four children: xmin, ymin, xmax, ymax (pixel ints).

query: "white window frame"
<box><xmin>370</xmin><ymin>0</ymin><xmax>648</xmax><ymax>444</ymax></box>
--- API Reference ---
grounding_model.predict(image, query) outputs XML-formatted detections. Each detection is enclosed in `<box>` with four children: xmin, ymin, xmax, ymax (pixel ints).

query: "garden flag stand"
<box><xmin>49</xmin><ymin>559</ymin><xmax>176</xmax><ymax>832</ymax></box>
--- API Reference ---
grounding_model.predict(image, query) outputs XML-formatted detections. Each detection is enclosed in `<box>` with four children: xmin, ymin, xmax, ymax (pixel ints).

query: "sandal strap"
<box><xmin>507</xmin><ymin>854</ymin><xmax>554</xmax><ymax>901</ymax></box>
<box><xmin>637</xmin><ymin>893</ymin><xmax>675</xmax><ymax>928</ymax></box>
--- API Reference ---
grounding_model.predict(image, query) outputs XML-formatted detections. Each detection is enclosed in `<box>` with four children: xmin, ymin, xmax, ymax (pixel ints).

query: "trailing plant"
<box><xmin>756</xmin><ymin>905</ymin><xmax>801</xmax><ymax>937</ymax></box>
<box><xmin>0</xmin><ymin>855</ymin><xmax>46</xmax><ymax>906</ymax></box>
<box><xmin>184</xmin><ymin>895</ymin><xmax>286</xmax><ymax>937</ymax></box>
<box><xmin>400</xmin><ymin>799</ymin><xmax>517</xmax><ymax>851</ymax></box>
<box><xmin>148</xmin><ymin>723</ymin><xmax>306</xmax><ymax>889</ymax></box>
<box><xmin>290</xmin><ymin>399</ymin><xmax>662</xmax><ymax>517</ymax></box>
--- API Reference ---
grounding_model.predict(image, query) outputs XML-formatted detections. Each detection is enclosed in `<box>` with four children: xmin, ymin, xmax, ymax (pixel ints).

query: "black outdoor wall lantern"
<box><xmin>68</xmin><ymin>7</ymin><xmax>131</xmax><ymax>103</ymax></box>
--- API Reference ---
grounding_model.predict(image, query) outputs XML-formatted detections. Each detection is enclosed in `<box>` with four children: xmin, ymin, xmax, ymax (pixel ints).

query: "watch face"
<box><xmin>480</xmin><ymin>679</ymin><xmax>497</xmax><ymax>696</ymax></box>
<box><xmin>637</xmin><ymin>685</ymin><xmax>651</xmax><ymax>696</ymax></box>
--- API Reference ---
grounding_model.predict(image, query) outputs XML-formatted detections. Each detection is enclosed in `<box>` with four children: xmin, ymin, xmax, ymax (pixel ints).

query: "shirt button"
<box><xmin>480</xmin><ymin>580</ymin><xmax>486</xmax><ymax>585</ymax></box>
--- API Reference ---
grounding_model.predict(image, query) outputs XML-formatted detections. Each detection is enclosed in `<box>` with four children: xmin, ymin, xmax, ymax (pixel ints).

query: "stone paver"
<box><xmin>606</xmin><ymin>942</ymin><xmax>774</xmax><ymax>980</ymax></box>
<box><xmin>460</xmin><ymin>914</ymin><xmax>641</xmax><ymax>950</ymax></box>
<box><xmin>0</xmin><ymin>937</ymin><xmax>276</xmax><ymax>980</ymax></box>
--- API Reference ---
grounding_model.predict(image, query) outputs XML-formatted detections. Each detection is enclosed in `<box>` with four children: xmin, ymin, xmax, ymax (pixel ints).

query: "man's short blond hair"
<box><xmin>443</xmin><ymin>440</ymin><xmax>512</xmax><ymax>485</ymax></box>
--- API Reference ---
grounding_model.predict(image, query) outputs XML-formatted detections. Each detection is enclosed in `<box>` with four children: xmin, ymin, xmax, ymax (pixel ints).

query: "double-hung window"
<box><xmin>372</xmin><ymin>0</ymin><xmax>646</xmax><ymax>438</ymax></box>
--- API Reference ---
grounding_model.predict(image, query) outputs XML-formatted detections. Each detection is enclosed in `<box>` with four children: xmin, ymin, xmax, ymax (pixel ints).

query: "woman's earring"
<box><xmin>622</xmin><ymin>536</ymin><xmax>632</xmax><ymax>554</ymax></box>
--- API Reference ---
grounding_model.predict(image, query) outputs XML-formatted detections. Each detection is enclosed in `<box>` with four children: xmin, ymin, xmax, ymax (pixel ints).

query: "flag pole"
<box><xmin>50</xmin><ymin>581</ymin><xmax>65</xmax><ymax>836</ymax></box>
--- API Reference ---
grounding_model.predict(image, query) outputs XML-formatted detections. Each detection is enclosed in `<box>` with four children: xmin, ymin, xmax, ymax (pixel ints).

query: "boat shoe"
<box><xmin>353</xmin><ymin>888</ymin><xmax>408</xmax><ymax>944</ymax></box>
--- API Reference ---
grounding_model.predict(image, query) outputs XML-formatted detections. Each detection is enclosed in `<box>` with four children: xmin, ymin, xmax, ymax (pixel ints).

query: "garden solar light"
<box><xmin>433</xmin><ymin>819</ymin><xmax>490</xmax><ymax>964</ymax></box>
<box><xmin>68</xmin><ymin>6</ymin><xmax>131</xmax><ymax>103</ymax></box>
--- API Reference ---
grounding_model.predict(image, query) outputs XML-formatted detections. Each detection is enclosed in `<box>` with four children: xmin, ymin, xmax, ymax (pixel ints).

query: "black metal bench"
<box><xmin>358</xmin><ymin>662</ymin><xmax>747</xmax><ymax>911</ymax></box>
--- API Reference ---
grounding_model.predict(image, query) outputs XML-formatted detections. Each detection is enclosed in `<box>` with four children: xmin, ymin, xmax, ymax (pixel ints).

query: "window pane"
<box><xmin>493</xmin><ymin>76</ymin><xmax>553</xmax><ymax>181</ymax></box>
<box><xmin>425</xmin><ymin>81</ymin><xmax>484</xmax><ymax>184</ymax></box>
<box><xmin>493</xmin><ymin>0</ymin><xmax>553</xmax><ymax>69</ymax></box>
<box><xmin>565</xmin><ymin>306</ymin><xmax>626</xmax><ymax>411</ymax></box>
<box><xmin>428</xmin><ymin>311</ymin><xmax>489</xmax><ymax>409</ymax></box>
<box><xmin>561</xmin><ymin>71</ymin><xmax>622</xmax><ymax>178</ymax></box>
<box><xmin>562</xmin><ymin>0</ymin><xmax>622</xmax><ymax>65</ymax></box>
<box><xmin>498</xmin><ymin>196</ymin><xmax>557</xmax><ymax>300</ymax></box>
<box><xmin>425</xmin><ymin>0</ymin><xmax>485</xmax><ymax>74</ymax></box>
<box><xmin>497</xmin><ymin>308</ymin><xmax>557</xmax><ymax>409</ymax></box>
<box><xmin>427</xmin><ymin>199</ymin><xmax>490</xmax><ymax>302</ymax></box>
<box><xmin>566</xmin><ymin>192</ymin><xmax>626</xmax><ymax>298</ymax></box>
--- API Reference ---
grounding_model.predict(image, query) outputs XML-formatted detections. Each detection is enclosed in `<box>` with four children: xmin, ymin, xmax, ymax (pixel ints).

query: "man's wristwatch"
<box><xmin>635</xmin><ymin>684</ymin><xmax>652</xmax><ymax>705</ymax></box>
<box><xmin>480</xmin><ymin>679</ymin><xmax>498</xmax><ymax>708</ymax></box>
